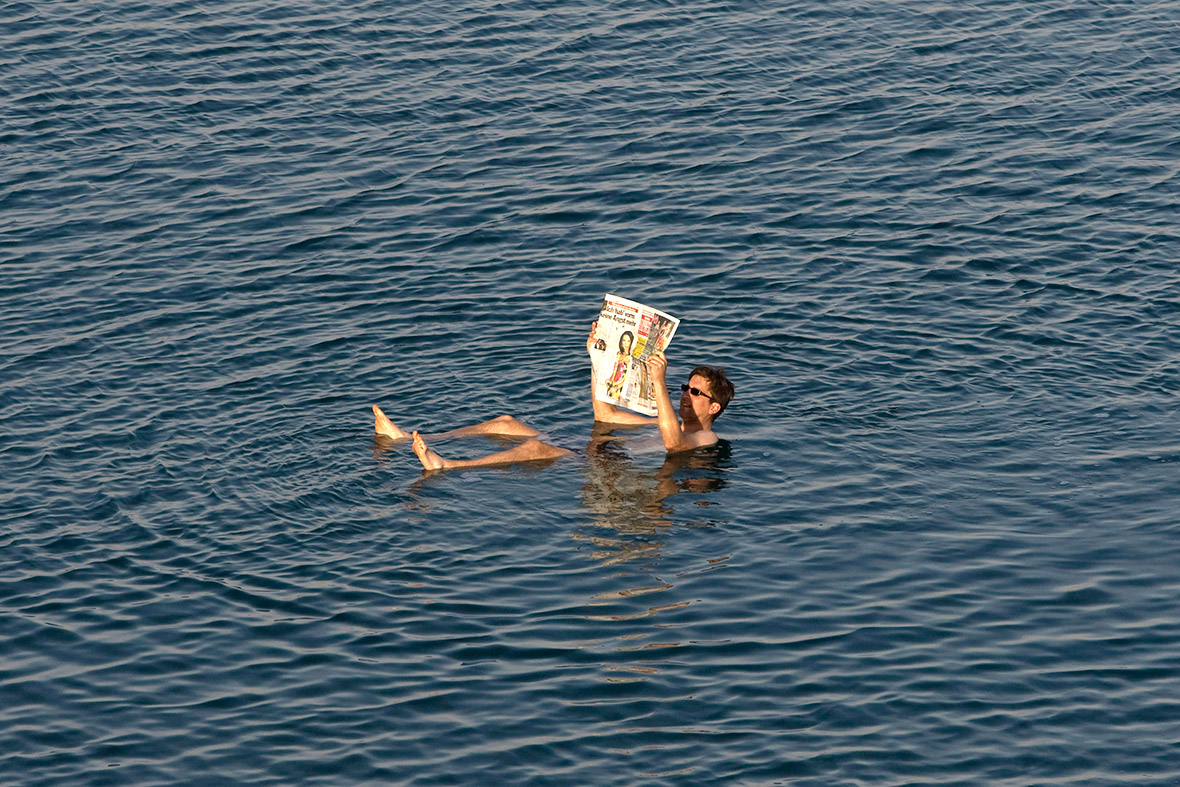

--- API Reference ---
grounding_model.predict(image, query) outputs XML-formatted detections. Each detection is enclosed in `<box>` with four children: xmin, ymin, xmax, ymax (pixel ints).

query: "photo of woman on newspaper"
<box><xmin>605</xmin><ymin>330</ymin><xmax>634</xmax><ymax>399</ymax></box>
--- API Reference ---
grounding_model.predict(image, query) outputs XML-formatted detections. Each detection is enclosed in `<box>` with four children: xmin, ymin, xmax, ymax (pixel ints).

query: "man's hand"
<box><xmin>647</xmin><ymin>350</ymin><xmax>668</xmax><ymax>388</ymax></box>
<box><xmin>587</xmin><ymin>321</ymin><xmax>600</xmax><ymax>358</ymax></box>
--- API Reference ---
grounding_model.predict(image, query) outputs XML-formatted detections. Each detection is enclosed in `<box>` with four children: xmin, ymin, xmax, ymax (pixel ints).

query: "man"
<box><xmin>587</xmin><ymin>326</ymin><xmax>733</xmax><ymax>452</ymax></box>
<box><xmin>373</xmin><ymin>322</ymin><xmax>734</xmax><ymax>470</ymax></box>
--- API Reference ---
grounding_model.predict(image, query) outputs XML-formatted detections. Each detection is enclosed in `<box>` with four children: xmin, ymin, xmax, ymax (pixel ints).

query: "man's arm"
<box><xmin>647</xmin><ymin>351</ymin><xmax>715</xmax><ymax>452</ymax></box>
<box><xmin>588</xmin><ymin>322</ymin><xmax>657</xmax><ymax>425</ymax></box>
<box><xmin>646</xmin><ymin>350</ymin><xmax>686</xmax><ymax>449</ymax></box>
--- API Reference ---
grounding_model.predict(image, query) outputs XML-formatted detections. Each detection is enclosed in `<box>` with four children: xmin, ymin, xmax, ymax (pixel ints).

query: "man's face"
<box><xmin>680</xmin><ymin>373</ymin><xmax>717</xmax><ymax>424</ymax></box>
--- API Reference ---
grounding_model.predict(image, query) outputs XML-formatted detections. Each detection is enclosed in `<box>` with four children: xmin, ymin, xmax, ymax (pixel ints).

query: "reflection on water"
<box><xmin>584</xmin><ymin>600</ymin><xmax>691</xmax><ymax>622</ymax></box>
<box><xmin>573</xmin><ymin>426</ymin><xmax>734</xmax><ymax>675</ymax></box>
<box><xmin>575</xmin><ymin>424</ymin><xmax>731</xmax><ymax>566</ymax></box>
<box><xmin>371</xmin><ymin>422</ymin><xmax>734</xmax><ymax>647</ymax></box>
<box><xmin>372</xmin><ymin>424</ymin><xmax>732</xmax><ymax>536</ymax></box>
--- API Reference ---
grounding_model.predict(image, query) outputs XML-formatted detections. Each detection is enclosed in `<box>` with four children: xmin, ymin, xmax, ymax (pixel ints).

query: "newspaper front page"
<box><xmin>591</xmin><ymin>294</ymin><xmax>681</xmax><ymax>416</ymax></box>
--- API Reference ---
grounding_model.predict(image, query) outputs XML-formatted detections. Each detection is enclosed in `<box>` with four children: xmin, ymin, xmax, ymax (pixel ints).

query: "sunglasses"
<box><xmin>681</xmin><ymin>383</ymin><xmax>717</xmax><ymax>402</ymax></box>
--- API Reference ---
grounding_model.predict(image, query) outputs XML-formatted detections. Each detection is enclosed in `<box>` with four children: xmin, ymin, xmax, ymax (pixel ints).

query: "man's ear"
<box><xmin>709</xmin><ymin>402</ymin><xmax>721</xmax><ymax>417</ymax></box>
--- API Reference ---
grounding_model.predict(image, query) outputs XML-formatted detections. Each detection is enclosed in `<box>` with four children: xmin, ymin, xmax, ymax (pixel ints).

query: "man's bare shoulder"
<box><xmin>667</xmin><ymin>429</ymin><xmax>718</xmax><ymax>454</ymax></box>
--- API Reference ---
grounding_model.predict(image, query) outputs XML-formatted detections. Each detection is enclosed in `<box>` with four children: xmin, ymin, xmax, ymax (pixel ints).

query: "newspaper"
<box><xmin>590</xmin><ymin>294</ymin><xmax>680</xmax><ymax>416</ymax></box>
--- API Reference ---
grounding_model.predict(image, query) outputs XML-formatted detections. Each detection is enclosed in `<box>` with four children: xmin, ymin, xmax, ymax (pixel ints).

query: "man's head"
<box><xmin>680</xmin><ymin>365</ymin><xmax>735</xmax><ymax>424</ymax></box>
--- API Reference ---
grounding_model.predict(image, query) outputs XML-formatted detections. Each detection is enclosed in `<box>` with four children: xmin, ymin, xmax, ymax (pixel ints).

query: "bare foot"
<box><xmin>412</xmin><ymin>431</ymin><xmax>448</xmax><ymax>471</ymax></box>
<box><xmin>373</xmin><ymin>405</ymin><xmax>410</xmax><ymax>439</ymax></box>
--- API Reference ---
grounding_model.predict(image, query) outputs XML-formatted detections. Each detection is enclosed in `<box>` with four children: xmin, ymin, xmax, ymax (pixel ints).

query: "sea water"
<box><xmin>3</xmin><ymin>0</ymin><xmax>1179</xmax><ymax>783</ymax></box>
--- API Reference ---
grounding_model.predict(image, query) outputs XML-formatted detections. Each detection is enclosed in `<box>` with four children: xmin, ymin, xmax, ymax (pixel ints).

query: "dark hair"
<box><xmin>618</xmin><ymin>331</ymin><xmax>634</xmax><ymax>353</ymax></box>
<box><xmin>690</xmin><ymin>365</ymin><xmax>735</xmax><ymax>417</ymax></box>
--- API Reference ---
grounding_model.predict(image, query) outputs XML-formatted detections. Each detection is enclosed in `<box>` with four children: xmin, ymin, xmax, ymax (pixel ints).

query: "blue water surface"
<box><xmin>3</xmin><ymin>0</ymin><xmax>1180</xmax><ymax>784</ymax></box>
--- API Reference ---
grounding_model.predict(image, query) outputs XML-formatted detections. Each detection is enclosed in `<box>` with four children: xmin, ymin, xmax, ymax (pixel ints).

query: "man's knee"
<box><xmin>523</xmin><ymin>439</ymin><xmax>569</xmax><ymax>459</ymax></box>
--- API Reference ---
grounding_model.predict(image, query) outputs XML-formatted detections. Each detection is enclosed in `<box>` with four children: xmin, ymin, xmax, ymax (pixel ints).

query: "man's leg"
<box><xmin>438</xmin><ymin>415</ymin><xmax>539</xmax><ymax>439</ymax></box>
<box><xmin>374</xmin><ymin>407</ymin><xmax>539</xmax><ymax>440</ymax></box>
<box><xmin>412</xmin><ymin>432</ymin><xmax>570</xmax><ymax>471</ymax></box>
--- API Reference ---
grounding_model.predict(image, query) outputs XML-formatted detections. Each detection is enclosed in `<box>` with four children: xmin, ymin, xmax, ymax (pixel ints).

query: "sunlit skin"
<box><xmin>410</xmin><ymin>430</ymin><xmax>569</xmax><ymax>470</ymax></box>
<box><xmin>372</xmin><ymin>408</ymin><xmax>568</xmax><ymax>471</ymax></box>
<box><xmin>373</xmin><ymin>407</ymin><xmax>537</xmax><ymax>441</ymax></box>
<box><xmin>372</xmin><ymin>320</ymin><xmax>724</xmax><ymax>471</ymax></box>
<box><xmin>372</xmin><ymin>405</ymin><xmax>409</xmax><ymax>440</ymax></box>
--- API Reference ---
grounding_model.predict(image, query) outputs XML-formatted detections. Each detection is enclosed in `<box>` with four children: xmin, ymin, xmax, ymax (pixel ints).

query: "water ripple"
<box><xmin>4</xmin><ymin>0</ymin><xmax>1180</xmax><ymax>783</ymax></box>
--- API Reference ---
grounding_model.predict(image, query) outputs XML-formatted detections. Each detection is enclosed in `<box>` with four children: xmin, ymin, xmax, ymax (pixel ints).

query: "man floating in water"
<box><xmin>372</xmin><ymin>322</ymin><xmax>735</xmax><ymax>471</ymax></box>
